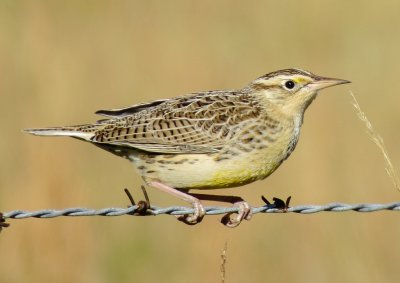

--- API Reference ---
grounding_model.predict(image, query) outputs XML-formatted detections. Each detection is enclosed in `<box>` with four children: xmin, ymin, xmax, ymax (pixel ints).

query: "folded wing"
<box><xmin>91</xmin><ymin>91</ymin><xmax>262</xmax><ymax>154</ymax></box>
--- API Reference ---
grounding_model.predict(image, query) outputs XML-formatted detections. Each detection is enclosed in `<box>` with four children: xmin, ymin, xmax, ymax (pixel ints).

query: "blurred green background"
<box><xmin>1</xmin><ymin>1</ymin><xmax>400</xmax><ymax>282</ymax></box>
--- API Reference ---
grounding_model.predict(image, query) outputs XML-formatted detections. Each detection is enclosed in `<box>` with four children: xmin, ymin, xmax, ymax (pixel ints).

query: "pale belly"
<box><xmin>131</xmin><ymin>140</ymin><xmax>295</xmax><ymax>190</ymax></box>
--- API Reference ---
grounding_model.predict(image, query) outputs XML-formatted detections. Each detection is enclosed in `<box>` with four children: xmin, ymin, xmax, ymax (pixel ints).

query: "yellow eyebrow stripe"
<box><xmin>293</xmin><ymin>77</ymin><xmax>308</xmax><ymax>84</ymax></box>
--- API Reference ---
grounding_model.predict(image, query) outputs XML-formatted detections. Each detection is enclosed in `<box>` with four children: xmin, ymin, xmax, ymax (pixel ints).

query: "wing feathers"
<box><xmin>27</xmin><ymin>91</ymin><xmax>263</xmax><ymax>155</ymax></box>
<box><xmin>89</xmin><ymin>92</ymin><xmax>261</xmax><ymax>154</ymax></box>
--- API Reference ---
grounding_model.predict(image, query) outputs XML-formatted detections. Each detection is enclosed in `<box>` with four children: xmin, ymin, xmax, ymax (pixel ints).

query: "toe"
<box><xmin>221</xmin><ymin>201</ymin><xmax>252</xmax><ymax>228</ymax></box>
<box><xmin>239</xmin><ymin>201</ymin><xmax>252</xmax><ymax>220</ymax></box>
<box><xmin>177</xmin><ymin>202</ymin><xmax>205</xmax><ymax>225</ymax></box>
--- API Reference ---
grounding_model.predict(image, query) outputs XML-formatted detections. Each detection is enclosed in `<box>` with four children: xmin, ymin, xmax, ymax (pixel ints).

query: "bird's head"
<box><xmin>248</xmin><ymin>69</ymin><xmax>350</xmax><ymax>115</ymax></box>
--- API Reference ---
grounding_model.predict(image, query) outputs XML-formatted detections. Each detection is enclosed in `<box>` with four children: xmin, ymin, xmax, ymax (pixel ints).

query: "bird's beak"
<box><xmin>309</xmin><ymin>76</ymin><xmax>351</xmax><ymax>91</ymax></box>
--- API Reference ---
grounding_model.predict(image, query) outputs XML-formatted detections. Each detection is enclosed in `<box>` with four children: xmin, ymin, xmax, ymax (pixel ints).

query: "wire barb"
<box><xmin>0</xmin><ymin>212</ymin><xmax>10</xmax><ymax>232</ymax></box>
<box><xmin>124</xmin><ymin>187</ymin><xmax>152</xmax><ymax>216</ymax></box>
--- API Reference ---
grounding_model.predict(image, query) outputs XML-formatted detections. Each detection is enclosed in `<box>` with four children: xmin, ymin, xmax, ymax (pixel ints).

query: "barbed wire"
<box><xmin>3</xmin><ymin>201</ymin><xmax>400</xmax><ymax>220</ymax></box>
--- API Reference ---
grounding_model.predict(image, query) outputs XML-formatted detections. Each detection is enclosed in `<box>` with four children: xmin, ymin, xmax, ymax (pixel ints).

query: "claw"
<box><xmin>221</xmin><ymin>201</ymin><xmax>252</xmax><ymax>228</ymax></box>
<box><xmin>176</xmin><ymin>202</ymin><xmax>206</xmax><ymax>225</ymax></box>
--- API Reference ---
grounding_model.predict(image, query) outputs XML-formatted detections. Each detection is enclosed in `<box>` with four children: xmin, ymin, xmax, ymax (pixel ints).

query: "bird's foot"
<box><xmin>148</xmin><ymin>181</ymin><xmax>206</xmax><ymax>225</ymax></box>
<box><xmin>221</xmin><ymin>201</ymin><xmax>252</xmax><ymax>228</ymax></box>
<box><xmin>176</xmin><ymin>201</ymin><xmax>205</xmax><ymax>225</ymax></box>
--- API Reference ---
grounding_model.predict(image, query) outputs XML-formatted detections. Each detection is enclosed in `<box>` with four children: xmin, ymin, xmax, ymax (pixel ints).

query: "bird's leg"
<box><xmin>189</xmin><ymin>193</ymin><xmax>252</xmax><ymax>228</ymax></box>
<box><xmin>148</xmin><ymin>181</ymin><xmax>205</xmax><ymax>225</ymax></box>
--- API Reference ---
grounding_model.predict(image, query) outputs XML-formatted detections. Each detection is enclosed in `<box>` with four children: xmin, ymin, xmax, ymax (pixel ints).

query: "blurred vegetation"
<box><xmin>1</xmin><ymin>1</ymin><xmax>400</xmax><ymax>282</ymax></box>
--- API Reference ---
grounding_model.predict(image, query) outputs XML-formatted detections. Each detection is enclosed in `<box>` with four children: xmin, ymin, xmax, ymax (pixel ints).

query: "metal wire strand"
<box><xmin>3</xmin><ymin>201</ymin><xmax>400</xmax><ymax>220</ymax></box>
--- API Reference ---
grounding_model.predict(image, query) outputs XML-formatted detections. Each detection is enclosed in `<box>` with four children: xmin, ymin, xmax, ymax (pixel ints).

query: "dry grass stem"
<box><xmin>350</xmin><ymin>91</ymin><xmax>400</xmax><ymax>192</ymax></box>
<box><xmin>220</xmin><ymin>241</ymin><xmax>228</xmax><ymax>283</ymax></box>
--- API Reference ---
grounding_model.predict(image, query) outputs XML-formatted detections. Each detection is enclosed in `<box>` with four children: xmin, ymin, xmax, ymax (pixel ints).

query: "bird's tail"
<box><xmin>24</xmin><ymin>124</ymin><xmax>98</xmax><ymax>141</ymax></box>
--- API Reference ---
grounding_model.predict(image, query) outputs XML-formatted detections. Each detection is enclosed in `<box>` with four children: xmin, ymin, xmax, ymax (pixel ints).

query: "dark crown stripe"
<box><xmin>258</xmin><ymin>69</ymin><xmax>314</xmax><ymax>80</ymax></box>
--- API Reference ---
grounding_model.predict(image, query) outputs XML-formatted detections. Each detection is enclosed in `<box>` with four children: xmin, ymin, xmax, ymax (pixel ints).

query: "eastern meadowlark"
<box><xmin>26</xmin><ymin>69</ymin><xmax>349</xmax><ymax>227</ymax></box>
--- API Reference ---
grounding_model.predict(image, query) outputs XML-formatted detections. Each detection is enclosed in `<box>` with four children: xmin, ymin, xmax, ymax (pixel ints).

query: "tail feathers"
<box><xmin>24</xmin><ymin>126</ymin><xmax>94</xmax><ymax>140</ymax></box>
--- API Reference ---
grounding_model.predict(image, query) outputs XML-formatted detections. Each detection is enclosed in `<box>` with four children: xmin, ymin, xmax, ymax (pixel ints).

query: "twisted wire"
<box><xmin>3</xmin><ymin>201</ymin><xmax>400</xmax><ymax>219</ymax></box>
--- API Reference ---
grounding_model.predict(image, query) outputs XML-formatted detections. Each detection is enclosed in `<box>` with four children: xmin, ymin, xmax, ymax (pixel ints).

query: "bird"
<box><xmin>25</xmin><ymin>69</ymin><xmax>350</xmax><ymax>227</ymax></box>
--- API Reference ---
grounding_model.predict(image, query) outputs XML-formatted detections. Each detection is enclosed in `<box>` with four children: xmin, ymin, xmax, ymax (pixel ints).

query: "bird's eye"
<box><xmin>284</xmin><ymin>80</ymin><xmax>296</xmax><ymax>90</ymax></box>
